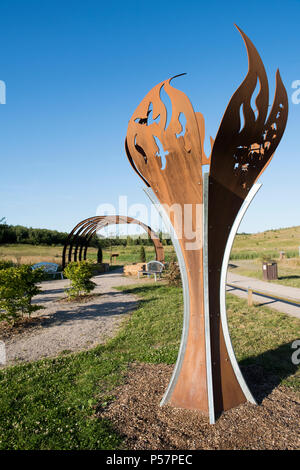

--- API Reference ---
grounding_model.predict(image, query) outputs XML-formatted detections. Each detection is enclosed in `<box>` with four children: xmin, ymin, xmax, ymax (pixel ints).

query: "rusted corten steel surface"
<box><xmin>125</xmin><ymin>26</ymin><xmax>288</xmax><ymax>420</ymax></box>
<box><xmin>62</xmin><ymin>215</ymin><xmax>165</xmax><ymax>269</ymax></box>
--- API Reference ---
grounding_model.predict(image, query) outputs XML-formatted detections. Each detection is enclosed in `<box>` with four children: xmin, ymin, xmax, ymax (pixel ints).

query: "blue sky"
<box><xmin>0</xmin><ymin>0</ymin><xmax>299</xmax><ymax>235</ymax></box>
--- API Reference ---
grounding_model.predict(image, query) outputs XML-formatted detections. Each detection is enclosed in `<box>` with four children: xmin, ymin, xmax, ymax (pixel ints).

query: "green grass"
<box><xmin>0</xmin><ymin>352</ymin><xmax>123</xmax><ymax>450</ymax></box>
<box><xmin>230</xmin><ymin>249</ymin><xmax>299</xmax><ymax>260</ymax></box>
<box><xmin>231</xmin><ymin>225</ymin><xmax>300</xmax><ymax>259</ymax></box>
<box><xmin>0</xmin><ymin>283</ymin><xmax>299</xmax><ymax>449</ymax></box>
<box><xmin>0</xmin><ymin>244</ymin><xmax>64</xmax><ymax>258</ymax></box>
<box><xmin>227</xmin><ymin>295</ymin><xmax>300</xmax><ymax>388</ymax></box>
<box><xmin>88</xmin><ymin>245</ymin><xmax>175</xmax><ymax>265</ymax></box>
<box><xmin>0</xmin><ymin>243</ymin><xmax>176</xmax><ymax>266</ymax></box>
<box><xmin>0</xmin><ymin>284</ymin><xmax>182</xmax><ymax>450</ymax></box>
<box><xmin>2</xmin><ymin>224</ymin><xmax>299</xmax><ymax>281</ymax></box>
<box><xmin>1</xmin><ymin>225</ymin><xmax>299</xmax><ymax>265</ymax></box>
<box><xmin>230</xmin><ymin>225</ymin><xmax>300</xmax><ymax>286</ymax></box>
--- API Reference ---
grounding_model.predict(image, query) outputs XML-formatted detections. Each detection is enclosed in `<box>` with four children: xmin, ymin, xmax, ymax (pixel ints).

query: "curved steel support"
<box><xmin>144</xmin><ymin>188</ymin><xmax>190</xmax><ymax>406</ymax></box>
<box><xmin>203</xmin><ymin>173</ymin><xmax>215</xmax><ymax>423</ymax></box>
<box><xmin>219</xmin><ymin>182</ymin><xmax>262</xmax><ymax>405</ymax></box>
<box><xmin>145</xmin><ymin>181</ymin><xmax>260</xmax><ymax>422</ymax></box>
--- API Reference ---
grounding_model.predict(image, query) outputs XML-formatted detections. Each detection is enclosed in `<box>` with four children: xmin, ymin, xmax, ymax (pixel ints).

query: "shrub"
<box><xmin>63</xmin><ymin>261</ymin><xmax>96</xmax><ymax>299</ymax></box>
<box><xmin>0</xmin><ymin>260</ymin><xmax>14</xmax><ymax>270</ymax></box>
<box><xmin>139</xmin><ymin>246</ymin><xmax>146</xmax><ymax>263</ymax></box>
<box><xmin>0</xmin><ymin>265</ymin><xmax>44</xmax><ymax>324</ymax></box>
<box><xmin>165</xmin><ymin>258</ymin><xmax>182</xmax><ymax>287</ymax></box>
<box><xmin>286</xmin><ymin>250</ymin><xmax>298</xmax><ymax>259</ymax></box>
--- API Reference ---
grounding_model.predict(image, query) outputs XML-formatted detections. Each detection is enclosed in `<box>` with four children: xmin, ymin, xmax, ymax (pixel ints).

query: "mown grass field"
<box><xmin>0</xmin><ymin>243</ymin><xmax>176</xmax><ymax>266</ymax></box>
<box><xmin>0</xmin><ymin>284</ymin><xmax>299</xmax><ymax>450</ymax></box>
<box><xmin>0</xmin><ymin>225</ymin><xmax>299</xmax><ymax>286</ymax></box>
<box><xmin>1</xmin><ymin>225</ymin><xmax>299</xmax><ymax>262</ymax></box>
<box><xmin>231</xmin><ymin>225</ymin><xmax>300</xmax><ymax>260</ymax></box>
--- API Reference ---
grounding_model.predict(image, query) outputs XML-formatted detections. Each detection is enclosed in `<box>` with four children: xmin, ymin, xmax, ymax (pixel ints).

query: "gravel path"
<box><xmin>3</xmin><ymin>269</ymin><xmax>143</xmax><ymax>366</ymax></box>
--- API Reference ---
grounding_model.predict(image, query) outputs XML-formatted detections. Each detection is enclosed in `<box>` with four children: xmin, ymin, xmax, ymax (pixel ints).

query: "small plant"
<box><xmin>0</xmin><ymin>260</ymin><xmax>14</xmax><ymax>270</ymax></box>
<box><xmin>63</xmin><ymin>261</ymin><xmax>96</xmax><ymax>299</ymax></box>
<box><xmin>0</xmin><ymin>265</ymin><xmax>44</xmax><ymax>324</ymax></box>
<box><xmin>165</xmin><ymin>257</ymin><xmax>182</xmax><ymax>287</ymax></box>
<box><xmin>139</xmin><ymin>246</ymin><xmax>146</xmax><ymax>263</ymax></box>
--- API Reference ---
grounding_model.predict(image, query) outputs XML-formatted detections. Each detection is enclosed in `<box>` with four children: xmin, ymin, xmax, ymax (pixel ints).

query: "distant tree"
<box><xmin>0</xmin><ymin>218</ymin><xmax>7</xmax><ymax>244</ymax></box>
<box><xmin>139</xmin><ymin>246</ymin><xmax>146</xmax><ymax>263</ymax></box>
<box><xmin>0</xmin><ymin>223</ymin><xmax>69</xmax><ymax>246</ymax></box>
<box><xmin>126</xmin><ymin>236</ymin><xmax>133</xmax><ymax>246</ymax></box>
<box><xmin>15</xmin><ymin>225</ymin><xmax>29</xmax><ymax>243</ymax></box>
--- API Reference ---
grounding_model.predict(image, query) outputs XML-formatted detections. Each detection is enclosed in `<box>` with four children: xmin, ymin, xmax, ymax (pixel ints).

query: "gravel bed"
<box><xmin>1</xmin><ymin>269</ymin><xmax>141</xmax><ymax>366</ymax></box>
<box><xmin>100</xmin><ymin>363</ymin><xmax>300</xmax><ymax>450</ymax></box>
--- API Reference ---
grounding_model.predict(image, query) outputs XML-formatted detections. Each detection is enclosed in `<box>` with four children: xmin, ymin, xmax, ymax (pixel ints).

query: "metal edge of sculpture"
<box><xmin>62</xmin><ymin>215</ymin><xmax>165</xmax><ymax>269</ymax></box>
<box><xmin>125</xmin><ymin>26</ymin><xmax>288</xmax><ymax>423</ymax></box>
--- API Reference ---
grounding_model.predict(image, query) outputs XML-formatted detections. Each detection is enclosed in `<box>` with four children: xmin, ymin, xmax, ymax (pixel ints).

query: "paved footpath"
<box><xmin>227</xmin><ymin>272</ymin><xmax>300</xmax><ymax>320</ymax></box>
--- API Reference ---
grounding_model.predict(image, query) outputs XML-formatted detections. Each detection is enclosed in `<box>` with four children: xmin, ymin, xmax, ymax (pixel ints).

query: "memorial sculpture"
<box><xmin>125</xmin><ymin>26</ymin><xmax>288</xmax><ymax>423</ymax></box>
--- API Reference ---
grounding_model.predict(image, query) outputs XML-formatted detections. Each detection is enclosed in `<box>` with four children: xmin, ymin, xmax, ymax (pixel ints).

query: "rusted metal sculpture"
<box><xmin>62</xmin><ymin>215</ymin><xmax>164</xmax><ymax>269</ymax></box>
<box><xmin>125</xmin><ymin>26</ymin><xmax>288</xmax><ymax>422</ymax></box>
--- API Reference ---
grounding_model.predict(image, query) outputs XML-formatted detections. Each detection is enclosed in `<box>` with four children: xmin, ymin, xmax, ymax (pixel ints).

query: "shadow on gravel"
<box><xmin>40</xmin><ymin>298</ymin><xmax>140</xmax><ymax>328</ymax></box>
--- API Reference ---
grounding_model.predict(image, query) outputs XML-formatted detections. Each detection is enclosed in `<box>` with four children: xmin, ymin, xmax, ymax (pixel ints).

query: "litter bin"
<box><xmin>262</xmin><ymin>261</ymin><xmax>278</xmax><ymax>280</ymax></box>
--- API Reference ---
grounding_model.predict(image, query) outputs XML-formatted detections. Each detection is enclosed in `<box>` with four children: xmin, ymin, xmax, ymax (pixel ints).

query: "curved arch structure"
<box><xmin>62</xmin><ymin>215</ymin><xmax>164</xmax><ymax>269</ymax></box>
<box><xmin>125</xmin><ymin>26</ymin><xmax>288</xmax><ymax>422</ymax></box>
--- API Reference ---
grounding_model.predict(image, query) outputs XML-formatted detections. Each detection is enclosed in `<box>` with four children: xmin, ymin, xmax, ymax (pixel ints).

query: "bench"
<box><xmin>137</xmin><ymin>260</ymin><xmax>164</xmax><ymax>282</ymax></box>
<box><xmin>32</xmin><ymin>262</ymin><xmax>63</xmax><ymax>279</ymax></box>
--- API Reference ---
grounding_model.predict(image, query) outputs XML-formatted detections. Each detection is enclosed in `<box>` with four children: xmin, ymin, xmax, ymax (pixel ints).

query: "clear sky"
<box><xmin>0</xmin><ymin>0</ymin><xmax>299</xmax><ymax>235</ymax></box>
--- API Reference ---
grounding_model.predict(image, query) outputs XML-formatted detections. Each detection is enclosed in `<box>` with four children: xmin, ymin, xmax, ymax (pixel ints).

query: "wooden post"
<box><xmin>247</xmin><ymin>287</ymin><xmax>253</xmax><ymax>306</ymax></box>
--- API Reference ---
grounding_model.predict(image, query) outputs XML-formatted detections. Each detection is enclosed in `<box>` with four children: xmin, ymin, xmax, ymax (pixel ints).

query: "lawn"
<box><xmin>0</xmin><ymin>244</ymin><xmax>64</xmax><ymax>265</ymax></box>
<box><xmin>231</xmin><ymin>225</ymin><xmax>300</xmax><ymax>260</ymax></box>
<box><xmin>0</xmin><ymin>243</ymin><xmax>176</xmax><ymax>267</ymax></box>
<box><xmin>90</xmin><ymin>244</ymin><xmax>175</xmax><ymax>265</ymax></box>
<box><xmin>229</xmin><ymin>225</ymin><xmax>300</xmax><ymax>288</ymax></box>
<box><xmin>1</xmin><ymin>224</ymin><xmax>299</xmax><ymax>274</ymax></box>
<box><xmin>0</xmin><ymin>284</ymin><xmax>299</xmax><ymax>450</ymax></box>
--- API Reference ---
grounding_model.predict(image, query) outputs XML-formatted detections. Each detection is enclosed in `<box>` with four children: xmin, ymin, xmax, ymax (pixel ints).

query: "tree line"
<box><xmin>0</xmin><ymin>222</ymin><xmax>69</xmax><ymax>246</ymax></box>
<box><xmin>0</xmin><ymin>220</ymin><xmax>172</xmax><ymax>247</ymax></box>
